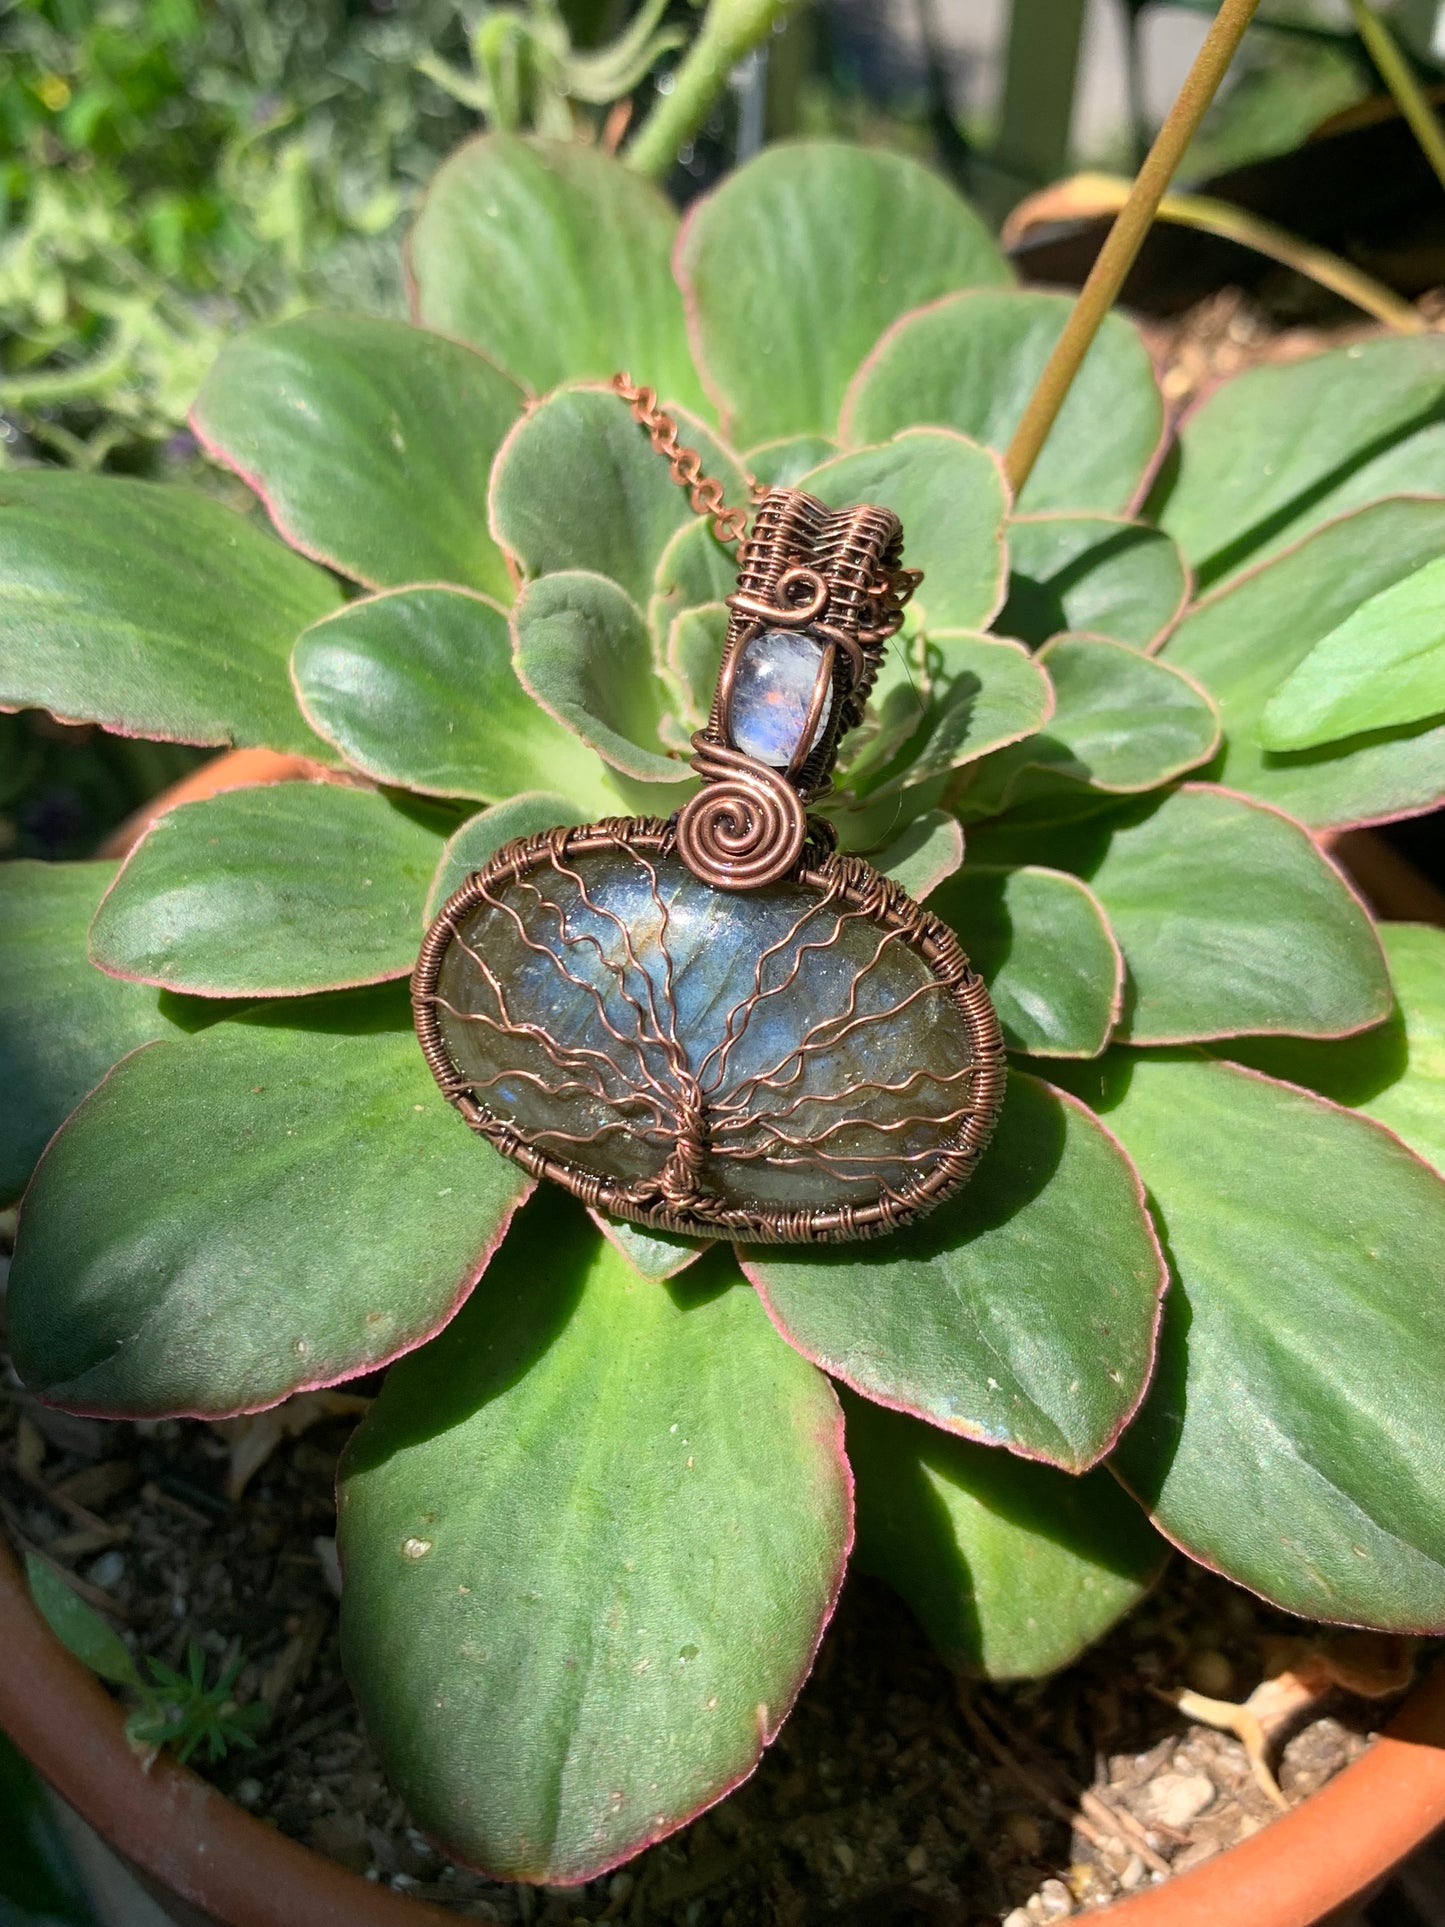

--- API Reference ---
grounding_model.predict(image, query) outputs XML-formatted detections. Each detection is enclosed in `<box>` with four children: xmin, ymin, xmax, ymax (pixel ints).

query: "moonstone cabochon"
<box><xmin>414</xmin><ymin>822</ymin><xmax>1006</xmax><ymax>1243</ymax></box>
<box><xmin>728</xmin><ymin>626</ymin><xmax>833</xmax><ymax>767</ymax></box>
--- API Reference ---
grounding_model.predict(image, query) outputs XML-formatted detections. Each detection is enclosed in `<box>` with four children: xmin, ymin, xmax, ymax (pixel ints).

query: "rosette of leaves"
<box><xmin>3</xmin><ymin>136</ymin><xmax>1445</xmax><ymax>1885</ymax></box>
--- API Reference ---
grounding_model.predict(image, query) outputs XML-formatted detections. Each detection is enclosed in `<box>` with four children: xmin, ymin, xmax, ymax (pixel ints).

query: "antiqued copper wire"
<box><xmin>413</xmin><ymin>821</ymin><xmax>1007</xmax><ymax>1244</ymax></box>
<box><xmin>671</xmin><ymin>487</ymin><xmax>913</xmax><ymax>888</ymax></box>
<box><xmin>411</xmin><ymin>382</ymin><xmax>1004</xmax><ymax>1244</ymax></box>
<box><xmin>674</xmin><ymin>739</ymin><xmax>808</xmax><ymax>888</ymax></box>
<box><xmin>611</xmin><ymin>372</ymin><xmax>757</xmax><ymax>542</ymax></box>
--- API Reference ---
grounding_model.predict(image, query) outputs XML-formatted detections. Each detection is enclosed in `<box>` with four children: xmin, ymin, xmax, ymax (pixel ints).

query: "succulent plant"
<box><xmin>3</xmin><ymin>134</ymin><xmax>1444</xmax><ymax>1884</ymax></box>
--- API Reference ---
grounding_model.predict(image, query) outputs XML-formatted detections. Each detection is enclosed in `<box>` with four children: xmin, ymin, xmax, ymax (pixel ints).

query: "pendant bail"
<box><xmin>675</xmin><ymin>486</ymin><xmax>921</xmax><ymax>892</ymax></box>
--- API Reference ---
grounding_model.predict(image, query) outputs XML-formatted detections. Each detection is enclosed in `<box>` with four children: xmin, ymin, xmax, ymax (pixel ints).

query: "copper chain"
<box><xmin>611</xmin><ymin>372</ymin><xmax>761</xmax><ymax>545</ymax></box>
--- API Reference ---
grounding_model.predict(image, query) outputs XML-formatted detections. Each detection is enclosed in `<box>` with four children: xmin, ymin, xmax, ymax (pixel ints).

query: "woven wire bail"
<box><xmin>606</xmin><ymin>372</ymin><xmax>922</xmax><ymax>892</ymax></box>
<box><xmin>677</xmin><ymin>487</ymin><xmax>912</xmax><ymax>890</ymax></box>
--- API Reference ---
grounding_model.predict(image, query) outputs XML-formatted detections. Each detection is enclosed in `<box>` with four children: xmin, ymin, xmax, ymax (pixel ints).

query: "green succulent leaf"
<box><xmin>843</xmin><ymin>633</ymin><xmax>1053</xmax><ymax>798</ymax></box>
<box><xmin>665</xmin><ymin>602</ymin><xmax>728</xmax><ymax>735</ymax></box>
<box><xmin>1221</xmin><ymin>922</ymin><xmax>1445</xmax><ymax>1176</ymax></box>
<box><xmin>1018</xmin><ymin>785</ymin><xmax>1391</xmax><ymax>1045</ymax></box>
<box><xmin>742</xmin><ymin>1072</ymin><xmax>1166</xmax><ymax>1472</ymax></box>
<box><xmin>0</xmin><ymin>861</ymin><xmax>192</xmax><ymax>1204</ymax></box>
<box><xmin>426</xmin><ymin>793</ymin><xmax>590</xmax><ymax>922</ymax></box>
<box><xmin>1161</xmin><ymin>499</ymin><xmax>1445</xmax><ymax>831</ymax></box>
<box><xmin>0</xmin><ymin>474</ymin><xmax>339</xmax><ymax>754</ymax></box>
<box><xmin>292</xmin><ymin>588</ymin><xmax>622</xmax><ymax>811</ymax></box>
<box><xmin>745</xmin><ymin>434</ymin><xmax>840</xmax><ymax>488</ymax></box>
<box><xmin>1257</xmin><ymin>556</ymin><xmax>1445</xmax><ymax>751</ymax></box>
<box><xmin>7</xmin><ymin>991</ymin><xmax>532</xmax><ymax>1418</ymax></box>
<box><xmin>960</xmin><ymin>635</ymin><xmax>1220</xmax><ymax>817</ymax></box>
<box><xmin>490</xmin><ymin>385</ymin><xmax>747</xmax><ymax>608</ymax></box>
<box><xmin>1088</xmin><ymin>1053</ymin><xmax>1445</xmax><ymax>1630</ymax></box>
<box><xmin>1150</xmin><ymin>336</ymin><xmax>1445</xmax><ymax>588</ymax></box>
<box><xmin>874</xmin><ymin>809</ymin><xmax>965</xmax><ymax>900</ymax></box>
<box><xmin>25</xmin><ymin>1555</ymin><xmax>141</xmax><ymax>1687</ymax></box>
<box><xmin>1000</xmin><ymin>514</ymin><xmax>1189</xmax><ymax>650</ymax></box>
<box><xmin>930</xmin><ymin>865</ymin><xmax>1122</xmax><ymax>1059</ymax></box>
<box><xmin>87</xmin><ymin>785</ymin><xmax>443</xmax><ymax>998</ymax></box>
<box><xmin>337</xmin><ymin>1210</ymin><xmax>849</xmax><ymax>1882</ymax></box>
<box><xmin>191</xmin><ymin>313</ymin><xmax>524</xmax><ymax>601</ymax></box>
<box><xmin>799</xmin><ymin>430</ymin><xmax>1008</xmax><ymax>635</ymax></box>
<box><xmin>843</xmin><ymin>1391</ymin><xmax>1165</xmax><ymax>1678</ymax></box>
<box><xmin>649</xmin><ymin>519</ymin><xmax>738</xmax><ymax>645</ymax></box>
<box><xmin>841</xmin><ymin>290</ymin><xmax>1163</xmax><ymax>515</ymax></box>
<box><xmin>588</xmin><ymin>1211</ymin><xmax>706</xmax><ymax>1281</ymax></box>
<box><xmin>513</xmin><ymin>571</ymin><xmax>688</xmax><ymax>784</ymax></box>
<box><xmin>676</xmin><ymin>142</ymin><xmax>1009</xmax><ymax>447</ymax></box>
<box><xmin>408</xmin><ymin>134</ymin><xmax>703</xmax><ymax>408</ymax></box>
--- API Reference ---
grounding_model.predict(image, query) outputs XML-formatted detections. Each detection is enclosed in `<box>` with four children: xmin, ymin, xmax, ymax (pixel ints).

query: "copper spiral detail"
<box><xmin>675</xmin><ymin>740</ymin><xmax>807</xmax><ymax>891</ymax></box>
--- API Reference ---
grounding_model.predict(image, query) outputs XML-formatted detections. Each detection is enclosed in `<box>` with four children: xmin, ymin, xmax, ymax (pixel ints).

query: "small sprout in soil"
<box><xmin>25</xmin><ymin>1554</ymin><xmax>268</xmax><ymax>1765</ymax></box>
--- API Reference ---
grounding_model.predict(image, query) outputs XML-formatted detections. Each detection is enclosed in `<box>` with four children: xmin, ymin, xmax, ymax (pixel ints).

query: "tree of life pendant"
<box><xmin>413</xmin><ymin>484</ymin><xmax>1006</xmax><ymax>1244</ymax></box>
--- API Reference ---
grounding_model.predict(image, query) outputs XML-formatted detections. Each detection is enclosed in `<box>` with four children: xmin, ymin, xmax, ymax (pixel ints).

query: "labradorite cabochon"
<box><xmin>419</xmin><ymin>829</ymin><xmax>995</xmax><ymax>1240</ymax></box>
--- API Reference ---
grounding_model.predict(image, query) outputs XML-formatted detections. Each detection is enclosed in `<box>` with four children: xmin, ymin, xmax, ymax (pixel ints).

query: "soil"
<box><xmin>1136</xmin><ymin>282</ymin><xmax>1445</xmax><ymax>415</ymax></box>
<box><xmin>0</xmin><ymin>1223</ymin><xmax>1423</xmax><ymax>1927</ymax></box>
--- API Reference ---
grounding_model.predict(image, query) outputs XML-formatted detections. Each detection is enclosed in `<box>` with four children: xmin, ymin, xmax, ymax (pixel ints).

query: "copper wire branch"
<box><xmin>413</xmin><ymin>826</ymin><xmax>1007</xmax><ymax>1243</ymax></box>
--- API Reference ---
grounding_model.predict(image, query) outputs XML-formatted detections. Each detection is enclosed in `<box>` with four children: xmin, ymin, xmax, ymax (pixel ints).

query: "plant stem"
<box><xmin>1346</xmin><ymin>0</ymin><xmax>1445</xmax><ymax>196</ymax></box>
<box><xmin>0</xmin><ymin>328</ymin><xmax>141</xmax><ymax>408</ymax></box>
<box><xmin>625</xmin><ymin>0</ymin><xmax>803</xmax><ymax>180</ymax></box>
<box><xmin>1004</xmin><ymin>174</ymin><xmax>1424</xmax><ymax>334</ymax></box>
<box><xmin>1003</xmin><ymin>0</ymin><xmax>1262</xmax><ymax>498</ymax></box>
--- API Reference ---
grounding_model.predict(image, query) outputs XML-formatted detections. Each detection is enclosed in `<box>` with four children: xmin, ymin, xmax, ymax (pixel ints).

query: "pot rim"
<box><xmin>4</xmin><ymin>1537</ymin><xmax>1445</xmax><ymax>1927</ymax></box>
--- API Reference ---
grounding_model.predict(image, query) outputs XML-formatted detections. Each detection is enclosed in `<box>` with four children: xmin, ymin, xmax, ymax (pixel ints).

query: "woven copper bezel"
<box><xmin>412</xmin><ymin>818</ymin><xmax>1007</xmax><ymax>1246</ymax></box>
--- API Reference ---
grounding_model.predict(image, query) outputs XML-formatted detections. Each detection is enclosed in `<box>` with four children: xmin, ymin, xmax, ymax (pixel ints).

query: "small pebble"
<box><xmin>85</xmin><ymin>1549</ymin><xmax>126</xmax><ymax>1590</ymax></box>
<box><xmin>1188</xmin><ymin>1648</ymin><xmax>1234</xmax><ymax>1697</ymax></box>
<box><xmin>1119</xmin><ymin>1853</ymin><xmax>1147</xmax><ymax>1891</ymax></box>
<box><xmin>832</xmin><ymin>1841</ymin><xmax>856</xmax><ymax>1875</ymax></box>
<box><xmin>1137</xmin><ymin>1770</ymin><xmax>1216</xmax><ymax>1831</ymax></box>
<box><xmin>313</xmin><ymin>1535</ymin><xmax>343</xmax><ymax>1599</ymax></box>
<box><xmin>1066</xmin><ymin>1863</ymin><xmax>1108</xmax><ymax>1905</ymax></box>
<box><xmin>1004</xmin><ymin>1912</ymin><xmax>1032</xmax><ymax>1927</ymax></box>
<box><xmin>905</xmin><ymin>1844</ymin><xmax>928</xmax><ymax>1876</ymax></box>
<box><xmin>234</xmin><ymin>1777</ymin><xmax>264</xmax><ymax>1808</ymax></box>
<box><xmin>607</xmin><ymin>1873</ymin><xmax>635</xmax><ymax>1903</ymax></box>
<box><xmin>1033</xmin><ymin>1877</ymin><xmax>1074</xmax><ymax>1921</ymax></box>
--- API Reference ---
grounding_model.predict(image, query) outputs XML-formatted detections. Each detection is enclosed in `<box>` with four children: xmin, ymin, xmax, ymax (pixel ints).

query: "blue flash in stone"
<box><xmin>727</xmin><ymin>627</ymin><xmax>832</xmax><ymax>768</ymax></box>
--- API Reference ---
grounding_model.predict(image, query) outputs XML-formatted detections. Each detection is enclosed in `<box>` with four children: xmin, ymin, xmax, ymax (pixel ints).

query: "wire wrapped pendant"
<box><xmin>414</xmin><ymin>480</ymin><xmax>1006</xmax><ymax>1244</ymax></box>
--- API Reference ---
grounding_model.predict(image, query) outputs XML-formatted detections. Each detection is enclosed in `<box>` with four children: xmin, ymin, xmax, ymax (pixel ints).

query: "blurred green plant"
<box><xmin>0</xmin><ymin>0</ymin><xmax>474</xmax><ymax>467</ymax></box>
<box><xmin>1</xmin><ymin>131</ymin><xmax>1443</xmax><ymax>1884</ymax></box>
<box><xmin>0</xmin><ymin>0</ymin><xmax>794</xmax><ymax>469</ymax></box>
<box><xmin>0</xmin><ymin>1727</ymin><xmax>96</xmax><ymax>1927</ymax></box>
<box><xmin>417</xmin><ymin>0</ymin><xmax>688</xmax><ymax>135</ymax></box>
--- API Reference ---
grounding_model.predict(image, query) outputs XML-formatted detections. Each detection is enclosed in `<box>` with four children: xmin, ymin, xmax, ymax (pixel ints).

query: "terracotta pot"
<box><xmin>97</xmin><ymin>748</ymin><xmax>351</xmax><ymax>861</ymax></box>
<box><xmin>0</xmin><ymin>1538</ymin><xmax>452</xmax><ymax>1927</ymax></box>
<box><xmin>8</xmin><ymin>758</ymin><xmax>1442</xmax><ymax>1924</ymax></box>
<box><xmin>3</xmin><ymin>1533</ymin><xmax>1444</xmax><ymax>1927</ymax></box>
